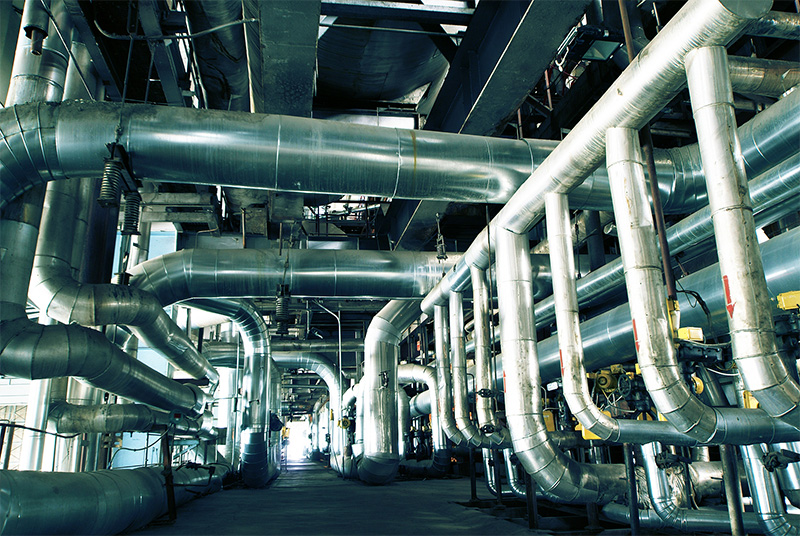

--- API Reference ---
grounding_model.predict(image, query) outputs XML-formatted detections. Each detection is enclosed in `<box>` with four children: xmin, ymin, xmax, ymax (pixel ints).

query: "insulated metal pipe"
<box><xmin>602</xmin><ymin>501</ymin><xmax>764</xmax><ymax>532</ymax></box>
<box><xmin>433</xmin><ymin>304</ymin><xmax>462</xmax><ymax>446</ymax></box>
<box><xmin>0</xmin><ymin>318</ymin><xmax>206</xmax><ymax>417</ymax></box>
<box><xmin>535</xmin><ymin>147</ymin><xmax>800</xmax><ymax>327</ymax></box>
<box><xmin>534</xmin><ymin>227</ymin><xmax>800</xmax><ymax>395</ymax></box>
<box><xmin>686</xmin><ymin>46</ymin><xmax>800</xmax><ymax>431</ymax></box>
<box><xmin>494</xmin><ymin>227</ymin><xmax>625</xmax><ymax>503</ymax></box>
<box><xmin>741</xmin><ymin>442</ymin><xmax>800</xmax><ymax>535</ymax></box>
<box><xmin>420</xmin><ymin>0</ymin><xmax>774</xmax><ymax>314</ymax></box>
<box><xmin>546</xmin><ymin>191</ymin><xmax>617</xmax><ymax>440</ymax></box>
<box><xmin>469</xmin><ymin>266</ymin><xmax>509</xmax><ymax>446</ymax></box>
<box><xmin>606</xmin><ymin>126</ymin><xmax>717</xmax><ymax>442</ymax></box>
<box><xmin>2</xmin><ymin>74</ymin><xmax>797</xmax><ymax>214</ymax></box>
<box><xmin>450</xmin><ymin>291</ymin><xmax>497</xmax><ymax>448</ymax></box>
<box><xmin>183</xmin><ymin>0</ymin><xmax>250</xmax><ymax>112</ymax></box>
<box><xmin>130</xmin><ymin>249</ymin><xmax>459</xmax><ymax>303</ymax></box>
<box><xmin>48</xmin><ymin>401</ymin><xmax>208</xmax><ymax>437</ymax></box>
<box><xmin>0</xmin><ymin>465</ymin><xmax>222</xmax><ymax>535</ymax></box>
<box><xmin>189</xmin><ymin>298</ymin><xmax>273</xmax><ymax>487</ymax></box>
<box><xmin>398</xmin><ymin>364</ymin><xmax>443</xmax><ymax>452</ymax></box>
<box><xmin>639</xmin><ymin>442</ymin><xmax>756</xmax><ymax>532</ymax></box>
<box><xmin>726</xmin><ymin>56</ymin><xmax>800</xmax><ymax>97</ymax></box>
<box><xmin>358</xmin><ymin>300</ymin><xmax>419</xmax><ymax>484</ymax></box>
<box><xmin>29</xmin><ymin>179</ymin><xmax>220</xmax><ymax>387</ymax></box>
<box><xmin>747</xmin><ymin>10</ymin><xmax>800</xmax><ymax>40</ymax></box>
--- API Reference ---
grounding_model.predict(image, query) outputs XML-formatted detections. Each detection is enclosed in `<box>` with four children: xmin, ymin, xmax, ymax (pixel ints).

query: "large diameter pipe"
<box><xmin>48</xmin><ymin>401</ymin><xmax>207</xmax><ymax>437</ymax></box>
<box><xmin>358</xmin><ymin>300</ymin><xmax>419</xmax><ymax>484</ymax></box>
<box><xmin>686</xmin><ymin>46</ymin><xmax>800</xmax><ymax>431</ymax></box>
<box><xmin>747</xmin><ymin>10</ymin><xmax>800</xmax><ymax>40</ymax></box>
<box><xmin>130</xmin><ymin>249</ymin><xmax>459</xmax><ymax>304</ymax></box>
<box><xmin>189</xmin><ymin>298</ymin><xmax>274</xmax><ymax>487</ymax></box>
<box><xmin>494</xmin><ymin>227</ymin><xmax>625</xmax><ymax>504</ymax></box>
<box><xmin>0</xmin><ymin>318</ymin><xmax>206</xmax><ymax>417</ymax></box>
<box><xmin>0</xmin><ymin>466</ymin><xmax>221</xmax><ymax>535</ymax></box>
<box><xmin>420</xmin><ymin>0</ymin><xmax>773</xmax><ymax>312</ymax></box>
<box><xmin>2</xmin><ymin>71</ymin><xmax>797</xmax><ymax>214</ymax></box>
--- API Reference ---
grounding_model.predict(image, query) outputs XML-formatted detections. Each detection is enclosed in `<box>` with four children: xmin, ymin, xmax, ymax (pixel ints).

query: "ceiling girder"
<box><xmin>320</xmin><ymin>0</ymin><xmax>473</xmax><ymax>26</ymax></box>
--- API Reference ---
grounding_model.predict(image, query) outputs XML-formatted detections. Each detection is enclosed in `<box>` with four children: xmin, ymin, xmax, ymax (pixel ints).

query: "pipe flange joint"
<box><xmin>477</xmin><ymin>388</ymin><xmax>494</xmax><ymax>398</ymax></box>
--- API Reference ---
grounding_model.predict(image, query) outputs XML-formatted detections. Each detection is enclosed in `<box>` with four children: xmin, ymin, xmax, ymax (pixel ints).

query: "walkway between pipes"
<box><xmin>133</xmin><ymin>460</ymin><xmax>538</xmax><ymax>535</ymax></box>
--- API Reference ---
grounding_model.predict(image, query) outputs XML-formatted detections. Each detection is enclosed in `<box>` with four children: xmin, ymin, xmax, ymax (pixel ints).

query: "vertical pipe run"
<box><xmin>434</xmin><ymin>305</ymin><xmax>462</xmax><ymax>445</ymax></box>
<box><xmin>449</xmin><ymin>291</ymin><xmax>484</xmax><ymax>446</ymax></box>
<box><xmin>545</xmin><ymin>192</ymin><xmax>618</xmax><ymax>440</ymax></box>
<box><xmin>685</xmin><ymin>46</ymin><xmax>800</xmax><ymax>430</ymax></box>
<box><xmin>605</xmin><ymin>127</ymin><xmax>718</xmax><ymax>442</ymax></box>
<box><xmin>494</xmin><ymin>227</ymin><xmax>625</xmax><ymax>503</ymax></box>
<box><xmin>470</xmin><ymin>266</ymin><xmax>508</xmax><ymax>445</ymax></box>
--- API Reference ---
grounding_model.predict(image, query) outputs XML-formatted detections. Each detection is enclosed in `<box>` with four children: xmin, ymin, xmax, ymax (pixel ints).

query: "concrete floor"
<box><xmin>134</xmin><ymin>460</ymin><xmax>541</xmax><ymax>535</ymax></box>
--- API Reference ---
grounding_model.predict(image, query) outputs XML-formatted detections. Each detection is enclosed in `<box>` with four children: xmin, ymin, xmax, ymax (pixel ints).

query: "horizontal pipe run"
<box><xmin>1</xmin><ymin>73</ymin><xmax>796</xmax><ymax>215</ymax></box>
<box><xmin>0</xmin><ymin>318</ymin><xmax>206</xmax><ymax>417</ymax></box>
<box><xmin>0</xmin><ymin>466</ymin><xmax>222</xmax><ymax>534</ymax></box>
<box><xmin>48</xmin><ymin>401</ymin><xmax>207</xmax><ymax>437</ymax></box>
<box><xmin>130</xmin><ymin>249</ymin><xmax>460</xmax><ymax>304</ymax></box>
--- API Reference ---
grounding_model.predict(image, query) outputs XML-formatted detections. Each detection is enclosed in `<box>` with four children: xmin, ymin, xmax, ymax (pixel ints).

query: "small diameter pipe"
<box><xmin>449</xmin><ymin>291</ymin><xmax>496</xmax><ymax>448</ymax></box>
<box><xmin>685</xmin><ymin>46</ymin><xmax>800</xmax><ymax>431</ymax></box>
<box><xmin>469</xmin><ymin>265</ymin><xmax>510</xmax><ymax>446</ymax></box>
<box><xmin>433</xmin><ymin>304</ymin><xmax>463</xmax><ymax>445</ymax></box>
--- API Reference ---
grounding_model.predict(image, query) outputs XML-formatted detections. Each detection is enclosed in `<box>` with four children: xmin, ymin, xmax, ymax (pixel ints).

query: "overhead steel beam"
<box><xmin>62</xmin><ymin>0</ymin><xmax>122</xmax><ymax>100</ymax></box>
<box><xmin>138</xmin><ymin>0</ymin><xmax>188</xmax><ymax>106</ymax></box>
<box><xmin>391</xmin><ymin>0</ymin><xmax>589</xmax><ymax>251</ymax></box>
<box><xmin>320</xmin><ymin>0</ymin><xmax>473</xmax><ymax>26</ymax></box>
<box><xmin>242</xmin><ymin>0</ymin><xmax>320</xmax><ymax>115</ymax></box>
<box><xmin>425</xmin><ymin>0</ymin><xmax>589</xmax><ymax>135</ymax></box>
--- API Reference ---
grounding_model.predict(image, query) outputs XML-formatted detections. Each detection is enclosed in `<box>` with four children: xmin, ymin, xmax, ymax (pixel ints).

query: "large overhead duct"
<box><xmin>0</xmin><ymin>465</ymin><xmax>222</xmax><ymax>535</ymax></box>
<box><xmin>130</xmin><ymin>249</ymin><xmax>459</xmax><ymax>303</ymax></box>
<box><xmin>420</xmin><ymin>0</ymin><xmax>775</xmax><ymax>314</ymax></box>
<box><xmin>1</xmin><ymin>70</ymin><xmax>797</xmax><ymax>213</ymax></box>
